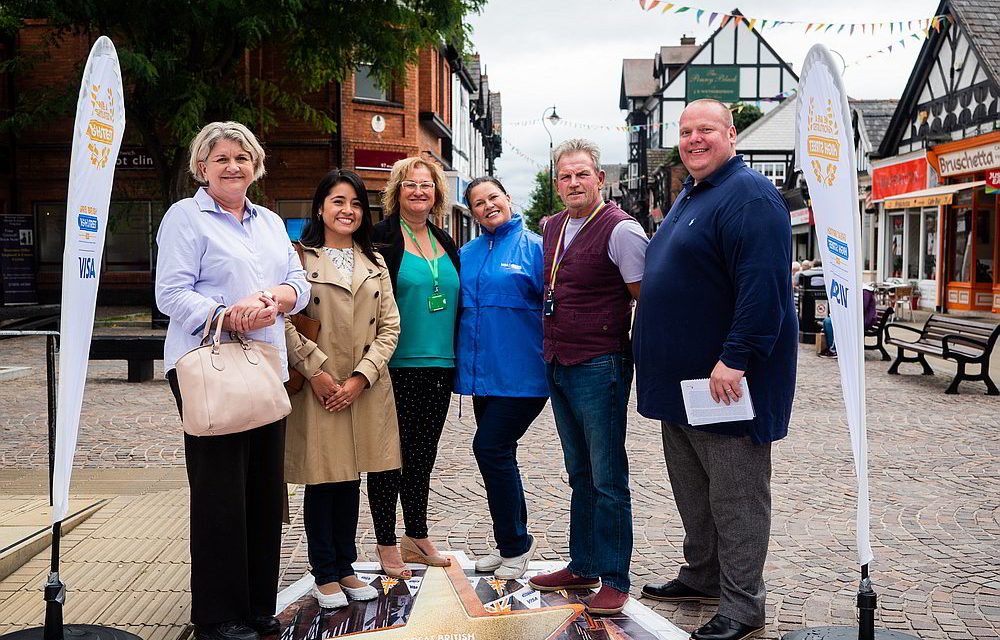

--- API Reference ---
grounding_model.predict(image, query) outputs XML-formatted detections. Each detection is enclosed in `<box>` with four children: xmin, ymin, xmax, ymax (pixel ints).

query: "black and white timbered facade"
<box><xmin>875</xmin><ymin>0</ymin><xmax>1000</xmax><ymax>315</ymax></box>
<box><xmin>619</xmin><ymin>13</ymin><xmax>798</xmax><ymax>230</ymax></box>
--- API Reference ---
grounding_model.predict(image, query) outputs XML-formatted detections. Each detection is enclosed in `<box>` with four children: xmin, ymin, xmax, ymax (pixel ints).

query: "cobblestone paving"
<box><xmin>1</xmin><ymin>333</ymin><xmax>998</xmax><ymax>639</ymax></box>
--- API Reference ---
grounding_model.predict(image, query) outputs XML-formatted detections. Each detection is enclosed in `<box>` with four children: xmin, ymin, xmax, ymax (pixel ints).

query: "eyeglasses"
<box><xmin>401</xmin><ymin>180</ymin><xmax>436</xmax><ymax>192</ymax></box>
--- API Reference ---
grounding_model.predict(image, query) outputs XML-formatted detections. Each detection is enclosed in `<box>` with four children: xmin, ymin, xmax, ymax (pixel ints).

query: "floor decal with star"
<box><xmin>275</xmin><ymin>554</ymin><xmax>688</xmax><ymax>640</ymax></box>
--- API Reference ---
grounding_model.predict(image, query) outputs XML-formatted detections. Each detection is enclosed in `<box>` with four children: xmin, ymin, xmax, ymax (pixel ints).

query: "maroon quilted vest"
<box><xmin>542</xmin><ymin>201</ymin><xmax>635</xmax><ymax>365</ymax></box>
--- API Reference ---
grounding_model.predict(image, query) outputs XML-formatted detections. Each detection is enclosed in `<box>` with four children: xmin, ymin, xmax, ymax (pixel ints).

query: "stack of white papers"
<box><xmin>680</xmin><ymin>378</ymin><xmax>755</xmax><ymax>426</ymax></box>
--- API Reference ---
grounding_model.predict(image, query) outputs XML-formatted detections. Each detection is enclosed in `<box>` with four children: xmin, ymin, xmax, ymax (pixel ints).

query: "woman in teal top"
<box><xmin>368</xmin><ymin>157</ymin><xmax>461</xmax><ymax>578</ymax></box>
<box><xmin>389</xmin><ymin>248</ymin><xmax>459</xmax><ymax>367</ymax></box>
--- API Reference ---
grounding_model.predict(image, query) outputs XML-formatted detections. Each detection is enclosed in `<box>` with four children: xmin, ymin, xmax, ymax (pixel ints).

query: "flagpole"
<box><xmin>783</xmin><ymin>42</ymin><xmax>917</xmax><ymax>640</ymax></box>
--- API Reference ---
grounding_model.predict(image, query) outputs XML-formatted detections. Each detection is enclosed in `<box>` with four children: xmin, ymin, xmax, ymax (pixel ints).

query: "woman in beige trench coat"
<box><xmin>284</xmin><ymin>169</ymin><xmax>401</xmax><ymax>610</ymax></box>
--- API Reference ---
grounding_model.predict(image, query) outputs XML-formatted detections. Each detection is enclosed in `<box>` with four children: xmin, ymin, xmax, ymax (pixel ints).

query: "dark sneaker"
<box><xmin>691</xmin><ymin>614</ymin><xmax>765</xmax><ymax>640</ymax></box>
<box><xmin>195</xmin><ymin>622</ymin><xmax>259</xmax><ymax>640</ymax></box>
<box><xmin>528</xmin><ymin>568</ymin><xmax>601</xmax><ymax>591</ymax></box>
<box><xmin>641</xmin><ymin>579</ymin><xmax>719</xmax><ymax>603</ymax></box>
<box><xmin>586</xmin><ymin>585</ymin><xmax>629</xmax><ymax>615</ymax></box>
<box><xmin>246</xmin><ymin>615</ymin><xmax>280</xmax><ymax>636</ymax></box>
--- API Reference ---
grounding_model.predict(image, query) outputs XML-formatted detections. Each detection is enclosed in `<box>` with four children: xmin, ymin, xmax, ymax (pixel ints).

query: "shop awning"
<box><xmin>883</xmin><ymin>181</ymin><xmax>985</xmax><ymax>210</ymax></box>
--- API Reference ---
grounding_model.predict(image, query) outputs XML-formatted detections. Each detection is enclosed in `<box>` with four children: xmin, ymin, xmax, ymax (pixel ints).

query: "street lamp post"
<box><xmin>542</xmin><ymin>105</ymin><xmax>560</xmax><ymax>216</ymax></box>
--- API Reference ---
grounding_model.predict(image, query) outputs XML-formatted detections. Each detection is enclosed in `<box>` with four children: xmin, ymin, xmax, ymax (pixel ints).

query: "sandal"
<box><xmin>401</xmin><ymin>535</ymin><xmax>452</xmax><ymax>567</ymax></box>
<box><xmin>376</xmin><ymin>544</ymin><xmax>412</xmax><ymax>579</ymax></box>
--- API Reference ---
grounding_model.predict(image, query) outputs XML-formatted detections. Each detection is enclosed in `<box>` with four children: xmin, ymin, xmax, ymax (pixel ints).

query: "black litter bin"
<box><xmin>796</xmin><ymin>268</ymin><xmax>827</xmax><ymax>344</ymax></box>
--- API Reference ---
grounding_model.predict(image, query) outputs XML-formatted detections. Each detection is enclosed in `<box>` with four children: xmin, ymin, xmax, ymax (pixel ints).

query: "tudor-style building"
<box><xmin>874</xmin><ymin>0</ymin><xmax>1000</xmax><ymax>315</ymax></box>
<box><xmin>619</xmin><ymin>14</ymin><xmax>798</xmax><ymax>231</ymax></box>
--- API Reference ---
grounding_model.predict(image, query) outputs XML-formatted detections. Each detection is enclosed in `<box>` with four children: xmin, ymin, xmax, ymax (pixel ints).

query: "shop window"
<box><xmin>36</xmin><ymin>202</ymin><xmax>66</xmax><ymax>272</ymax></box>
<box><xmin>906</xmin><ymin>211</ymin><xmax>920</xmax><ymax>279</ymax></box>
<box><xmin>975</xmin><ymin>191</ymin><xmax>995</xmax><ymax>284</ymax></box>
<box><xmin>922</xmin><ymin>210</ymin><xmax>937</xmax><ymax>280</ymax></box>
<box><xmin>37</xmin><ymin>201</ymin><xmax>159</xmax><ymax>272</ymax></box>
<box><xmin>951</xmin><ymin>208</ymin><xmax>972</xmax><ymax>282</ymax></box>
<box><xmin>889</xmin><ymin>213</ymin><xmax>904</xmax><ymax>277</ymax></box>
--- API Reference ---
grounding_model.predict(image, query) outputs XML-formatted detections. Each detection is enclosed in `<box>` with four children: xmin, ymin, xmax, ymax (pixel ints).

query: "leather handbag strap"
<box><xmin>200</xmin><ymin>304</ymin><xmax>226</xmax><ymax>345</ymax></box>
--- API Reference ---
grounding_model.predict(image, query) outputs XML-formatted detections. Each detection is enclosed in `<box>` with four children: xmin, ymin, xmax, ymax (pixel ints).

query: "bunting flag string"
<box><xmin>637</xmin><ymin>1</ymin><xmax>954</xmax><ymax>35</ymax></box>
<box><xmin>502</xmin><ymin>139</ymin><xmax>547</xmax><ymax>170</ymax></box>
<box><xmin>845</xmin><ymin>31</ymin><xmax>928</xmax><ymax>68</ymax></box>
<box><xmin>504</xmin><ymin>90</ymin><xmax>797</xmax><ymax>133</ymax></box>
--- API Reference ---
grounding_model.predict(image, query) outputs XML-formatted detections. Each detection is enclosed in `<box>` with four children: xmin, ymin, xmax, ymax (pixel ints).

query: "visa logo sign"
<box><xmin>78</xmin><ymin>214</ymin><xmax>99</xmax><ymax>233</ymax></box>
<box><xmin>826</xmin><ymin>235</ymin><xmax>849</xmax><ymax>261</ymax></box>
<box><xmin>79</xmin><ymin>256</ymin><xmax>96</xmax><ymax>279</ymax></box>
<box><xmin>829</xmin><ymin>279</ymin><xmax>849</xmax><ymax>309</ymax></box>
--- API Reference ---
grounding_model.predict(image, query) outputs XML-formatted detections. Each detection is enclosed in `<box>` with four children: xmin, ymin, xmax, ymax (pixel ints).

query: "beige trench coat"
<box><xmin>284</xmin><ymin>244</ymin><xmax>401</xmax><ymax>484</ymax></box>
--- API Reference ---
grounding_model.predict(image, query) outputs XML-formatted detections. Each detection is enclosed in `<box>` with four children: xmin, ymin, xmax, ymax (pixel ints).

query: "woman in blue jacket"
<box><xmin>456</xmin><ymin>177</ymin><xmax>548</xmax><ymax>580</ymax></box>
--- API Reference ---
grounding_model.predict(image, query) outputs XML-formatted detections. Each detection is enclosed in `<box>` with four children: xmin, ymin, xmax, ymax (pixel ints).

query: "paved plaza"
<box><xmin>0</xmin><ymin>327</ymin><xmax>998</xmax><ymax>639</ymax></box>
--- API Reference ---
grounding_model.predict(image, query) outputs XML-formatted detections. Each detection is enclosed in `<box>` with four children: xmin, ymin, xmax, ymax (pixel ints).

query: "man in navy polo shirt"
<box><xmin>633</xmin><ymin>99</ymin><xmax>797</xmax><ymax>640</ymax></box>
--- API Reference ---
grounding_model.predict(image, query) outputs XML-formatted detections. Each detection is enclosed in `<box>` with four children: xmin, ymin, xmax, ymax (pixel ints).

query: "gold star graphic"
<box><xmin>354</xmin><ymin>561</ymin><xmax>584</xmax><ymax>639</ymax></box>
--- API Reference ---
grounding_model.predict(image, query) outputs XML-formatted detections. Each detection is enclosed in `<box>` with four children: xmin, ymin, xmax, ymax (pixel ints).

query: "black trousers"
<box><xmin>367</xmin><ymin>367</ymin><xmax>453</xmax><ymax>545</ymax></box>
<box><xmin>167</xmin><ymin>370</ymin><xmax>286</xmax><ymax>626</ymax></box>
<box><xmin>304</xmin><ymin>480</ymin><xmax>361</xmax><ymax>585</ymax></box>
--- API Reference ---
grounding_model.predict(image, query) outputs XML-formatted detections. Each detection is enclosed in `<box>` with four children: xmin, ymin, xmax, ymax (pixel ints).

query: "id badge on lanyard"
<box><xmin>402</xmin><ymin>219</ymin><xmax>448</xmax><ymax>313</ymax></box>
<box><xmin>546</xmin><ymin>201</ymin><xmax>604</xmax><ymax>317</ymax></box>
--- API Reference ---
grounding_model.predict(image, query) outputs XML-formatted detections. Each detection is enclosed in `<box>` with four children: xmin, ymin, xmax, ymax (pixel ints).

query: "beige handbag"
<box><xmin>175</xmin><ymin>305</ymin><xmax>292</xmax><ymax>436</ymax></box>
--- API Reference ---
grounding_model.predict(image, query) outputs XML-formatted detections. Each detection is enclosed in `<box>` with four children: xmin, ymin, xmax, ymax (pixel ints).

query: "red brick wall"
<box><xmin>3</xmin><ymin>23</ymin><xmax>454</xmax><ymax>298</ymax></box>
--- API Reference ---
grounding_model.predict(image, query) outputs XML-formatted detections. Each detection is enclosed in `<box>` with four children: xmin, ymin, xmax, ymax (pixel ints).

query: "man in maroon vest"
<box><xmin>527</xmin><ymin>138</ymin><xmax>648</xmax><ymax>615</ymax></box>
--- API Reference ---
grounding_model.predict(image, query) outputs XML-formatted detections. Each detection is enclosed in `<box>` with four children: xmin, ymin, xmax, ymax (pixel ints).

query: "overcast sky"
<box><xmin>467</xmin><ymin>0</ymin><xmax>941</xmax><ymax>210</ymax></box>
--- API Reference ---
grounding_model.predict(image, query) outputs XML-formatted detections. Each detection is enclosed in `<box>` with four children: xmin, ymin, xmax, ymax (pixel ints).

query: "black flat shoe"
<box><xmin>246</xmin><ymin>615</ymin><xmax>281</xmax><ymax>636</ymax></box>
<box><xmin>195</xmin><ymin>622</ymin><xmax>259</xmax><ymax>640</ymax></box>
<box><xmin>690</xmin><ymin>614</ymin><xmax>764</xmax><ymax>640</ymax></box>
<box><xmin>641</xmin><ymin>579</ymin><xmax>720</xmax><ymax>603</ymax></box>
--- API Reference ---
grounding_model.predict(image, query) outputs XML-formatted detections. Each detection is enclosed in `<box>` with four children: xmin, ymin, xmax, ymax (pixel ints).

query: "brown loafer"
<box><xmin>586</xmin><ymin>585</ymin><xmax>629</xmax><ymax>615</ymax></box>
<box><xmin>528</xmin><ymin>567</ymin><xmax>601</xmax><ymax>592</ymax></box>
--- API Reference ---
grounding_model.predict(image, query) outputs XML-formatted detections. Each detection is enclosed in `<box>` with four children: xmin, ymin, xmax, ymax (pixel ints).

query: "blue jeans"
<box><xmin>546</xmin><ymin>352</ymin><xmax>633</xmax><ymax>592</ymax></box>
<box><xmin>823</xmin><ymin>317</ymin><xmax>836</xmax><ymax>352</ymax></box>
<box><xmin>473</xmin><ymin>396</ymin><xmax>548</xmax><ymax>557</ymax></box>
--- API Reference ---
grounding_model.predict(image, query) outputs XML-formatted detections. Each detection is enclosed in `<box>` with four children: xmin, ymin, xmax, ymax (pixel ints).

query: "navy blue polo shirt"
<box><xmin>633</xmin><ymin>155</ymin><xmax>798</xmax><ymax>444</ymax></box>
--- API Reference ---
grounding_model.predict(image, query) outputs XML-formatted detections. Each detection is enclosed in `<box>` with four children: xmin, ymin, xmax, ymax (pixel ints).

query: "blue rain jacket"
<box><xmin>455</xmin><ymin>214</ymin><xmax>548</xmax><ymax>397</ymax></box>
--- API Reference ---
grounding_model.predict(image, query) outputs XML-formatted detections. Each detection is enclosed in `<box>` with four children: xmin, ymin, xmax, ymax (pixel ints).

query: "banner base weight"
<box><xmin>783</xmin><ymin>627</ymin><xmax>919</xmax><ymax>640</ymax></box>
<box><xmin>0</xmin><ymin>626</ymin><xmax>143</xmax><ymax>640</ymax></box>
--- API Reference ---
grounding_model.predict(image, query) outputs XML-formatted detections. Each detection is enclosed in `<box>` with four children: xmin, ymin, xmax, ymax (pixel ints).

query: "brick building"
<box><xmin>0</xmin><ymin>24</ymin><xmax>502</xmax><ymax>304</ymax></box>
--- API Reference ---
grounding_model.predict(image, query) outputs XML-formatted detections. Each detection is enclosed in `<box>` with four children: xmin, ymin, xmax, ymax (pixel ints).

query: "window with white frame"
<box><xmin>752</xmin><ymin>161</ymin><xmax>786</xmax><ymax>188</ymax></box>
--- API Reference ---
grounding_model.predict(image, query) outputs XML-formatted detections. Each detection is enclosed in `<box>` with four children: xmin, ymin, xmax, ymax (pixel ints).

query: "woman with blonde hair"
<box><xmin>155</xmin><ymin>121</ymin><xmax>310</xmax><ymax>640</ymax></box>
<box><xmin>367</xmin><ymin>156</ymin><xmax>460</xmax><ymax>578</ymax></box>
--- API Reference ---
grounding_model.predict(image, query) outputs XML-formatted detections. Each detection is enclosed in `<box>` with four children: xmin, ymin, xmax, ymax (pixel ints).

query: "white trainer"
<box><xmin>494</xmin><ymin>536</ymin><xmax>537</xmax><ymax>580</ymax></box>
<box><xmin>311</xmin><ymin>584</ymin><xmax>348</xmax><ymax>609</ymax></box>
<box><xmin>475</xmin><ymin>549</ymin><xmax>503</xmax><ymax>572</ymax></box>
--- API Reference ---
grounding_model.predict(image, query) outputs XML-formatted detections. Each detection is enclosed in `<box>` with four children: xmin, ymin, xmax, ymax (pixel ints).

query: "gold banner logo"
<box><xmin>805</xmin><ymin>98</ymin><xmax>841</xmax><ymax>187</ymax></box>
<box><xmin>85</xmin><ymin>84</ymin><xmax>116</xmax><ymax>169</ymax></box>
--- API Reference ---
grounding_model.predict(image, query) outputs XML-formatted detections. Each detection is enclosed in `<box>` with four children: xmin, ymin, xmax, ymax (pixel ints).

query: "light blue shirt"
<box><xmin>154</xmin><ymin>187</ymin><xmax>310</xmax><ymax>378</ymax></box>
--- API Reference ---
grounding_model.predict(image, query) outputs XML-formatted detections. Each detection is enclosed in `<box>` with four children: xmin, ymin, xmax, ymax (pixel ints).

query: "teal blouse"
<box><xmin>389</xmin><ymin>250</ymin><xmax>460</xmax><ymax>368</ymax></box>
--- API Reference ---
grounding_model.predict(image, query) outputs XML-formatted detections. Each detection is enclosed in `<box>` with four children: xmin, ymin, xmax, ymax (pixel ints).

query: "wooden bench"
<box><xmin>89</xmin><ymin>335</ymin><xmax>165</xmax><ymax>382</ymax></box>
<box><xmin>864</xmin><ymin>306</ymin><xmax>894</xmax><ymax>361</ymax></box>
<box><xmin>885</xmin><ymin>314</ymin><xmax>1000</xmax><ymax>395</ymax></box>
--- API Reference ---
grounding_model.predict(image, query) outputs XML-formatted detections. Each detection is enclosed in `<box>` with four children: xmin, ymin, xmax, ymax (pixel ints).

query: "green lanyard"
<box><xmin>401</xmin><ymin>219</ymin><xmax>441</xmax><ymax>291</ymax></box>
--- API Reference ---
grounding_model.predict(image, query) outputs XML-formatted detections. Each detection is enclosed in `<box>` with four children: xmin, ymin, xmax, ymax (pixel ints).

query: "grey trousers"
<box><xmin>661</xmin><ymin>421</ymin><xmax>772</xmax><ymax>627</ymax></box>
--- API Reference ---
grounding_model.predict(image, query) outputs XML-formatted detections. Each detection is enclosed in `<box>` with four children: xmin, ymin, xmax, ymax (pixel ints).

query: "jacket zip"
<box><xmin>471</xmin><ymin>236</ymin><xmax>494</xmax><ymax>396</ymax></box>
